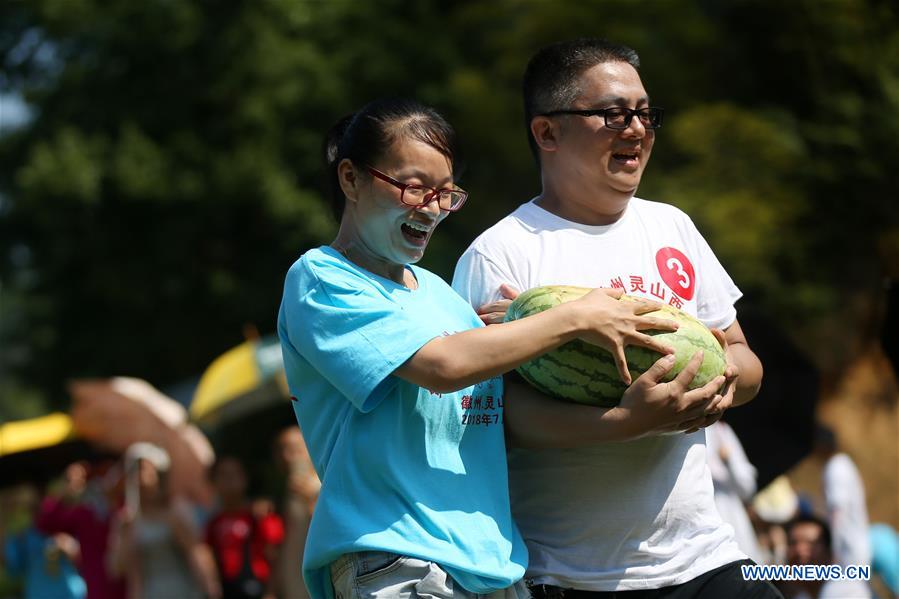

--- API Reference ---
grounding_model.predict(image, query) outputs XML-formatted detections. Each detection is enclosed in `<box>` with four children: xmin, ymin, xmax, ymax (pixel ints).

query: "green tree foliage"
<box><xmin>0</xmin><ymin>0</ymin><xmax>895</xmax><ymax>415</ymax></box>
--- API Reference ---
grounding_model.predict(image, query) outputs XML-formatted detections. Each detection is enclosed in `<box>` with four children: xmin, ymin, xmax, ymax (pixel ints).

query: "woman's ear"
<box><xmin>531</xmin><ymin>116</ymin><xmax>560</xmax><ymax>153</ymax></box>
<box><xmin>337</xmin><ymin>159</ymin><xmax>361</xmax><ymax>204</ymax></box>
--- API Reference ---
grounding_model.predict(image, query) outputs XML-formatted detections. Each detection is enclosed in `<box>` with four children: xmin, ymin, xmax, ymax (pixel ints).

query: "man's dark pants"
<box><xmin>528</xmin><ymin>560</ymin><xmax>784</xmax><ymax>599</ymax></box>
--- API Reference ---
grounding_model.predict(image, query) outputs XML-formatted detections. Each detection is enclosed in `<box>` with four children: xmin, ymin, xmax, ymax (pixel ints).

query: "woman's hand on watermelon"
<box><xmin>574</xmin><ymin>288</ymin><xmax>679</xmax><ymax>385</ymax></box>
<box><xmin>476</xmin><ymin>284</ymin><xmax>520</xmax><ymax>325</ymax></box>
<box><xmin>620</xmin><ymin>350</ymin><xmax>727</xmax><ymax>437</ymax></box>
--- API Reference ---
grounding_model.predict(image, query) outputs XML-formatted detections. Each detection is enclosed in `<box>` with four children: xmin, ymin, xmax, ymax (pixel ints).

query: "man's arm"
<box><xmin>721</xmin><ymin>319</ymin><xmax>763</xmax><ymax>407</ymax></box>
<box><xmin>504</xmin><ymin>352</ymin><xmax>728</xmax><ymax>449</ymax></box>
<box><xmin>673</xmin><ymin>319</ymin><xmax>761</xmax><ymax>433</ymax></box>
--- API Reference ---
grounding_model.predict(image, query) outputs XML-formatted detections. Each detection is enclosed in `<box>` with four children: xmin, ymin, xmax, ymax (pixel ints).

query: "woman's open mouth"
<box><xmin>401</xmin><ymin>221</ymin><xmax>431</xmax><ymax>246</ymax></box>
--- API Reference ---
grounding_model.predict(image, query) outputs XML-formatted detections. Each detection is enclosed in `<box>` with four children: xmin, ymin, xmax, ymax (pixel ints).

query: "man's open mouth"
<box><xmin>612</xmin><ymin>149</ymin><xmax>640</xmax><ymax>162</ymax></box>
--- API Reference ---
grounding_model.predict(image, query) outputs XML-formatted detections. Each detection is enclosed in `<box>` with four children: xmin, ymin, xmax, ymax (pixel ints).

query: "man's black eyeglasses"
<box><xmin>540</xmin><ymin>106</ymin><xmax>664</xmax><ymax>130</ymax></box>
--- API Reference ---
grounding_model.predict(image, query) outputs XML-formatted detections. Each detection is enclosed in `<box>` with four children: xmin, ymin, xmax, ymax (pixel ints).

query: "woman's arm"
<box><xmin>395</xmin><ymin>288</ymin><xmax>677</xmax><ymax>393</ymax></box>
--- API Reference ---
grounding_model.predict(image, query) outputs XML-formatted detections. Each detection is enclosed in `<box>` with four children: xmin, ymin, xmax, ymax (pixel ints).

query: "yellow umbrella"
<box><xmin>190</xmin><ymin>335</ymin><xmax>287</xmax><ymax>427</ymax></box>
<box><xmin>0</xmin><ymin>413</ymin><xmax>100</xmax><ymax>487</ymax></box>
<box><xmin>0</xmin><ymin>413</ymin><xmax>75</xmax><ymax>457</ymax></box>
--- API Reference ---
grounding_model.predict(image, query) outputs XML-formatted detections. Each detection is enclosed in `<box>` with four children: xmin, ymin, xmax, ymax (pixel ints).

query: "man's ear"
<box><xmin>337</xmin><ymin>158</ymin><xmax>361</xmax><ymax>204</ymax></box>
<box><xmin>530</xmin><ymin>116</ymin><xmax>560</xmax><ymax>153</ymax></box>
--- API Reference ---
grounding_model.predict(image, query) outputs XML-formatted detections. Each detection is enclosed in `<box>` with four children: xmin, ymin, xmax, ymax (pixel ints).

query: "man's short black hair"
<box><xmin>522</xmin><ymin>38</ymin><xmax>641</xmax><ymax>163</ymax></box>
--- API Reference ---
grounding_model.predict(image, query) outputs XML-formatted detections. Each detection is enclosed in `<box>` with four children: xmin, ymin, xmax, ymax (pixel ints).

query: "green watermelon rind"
<box><xmin>504</xmin><ymin>286</ymin><xmax>727</xmax><ymax>407</ymax></box>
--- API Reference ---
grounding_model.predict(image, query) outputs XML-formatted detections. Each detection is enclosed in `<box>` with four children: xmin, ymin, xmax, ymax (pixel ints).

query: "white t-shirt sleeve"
<box><xmin>452</xmin><ymin>246</ymin><xmax>519</xmax><ymax>309</ymax></box>
<box><xmin>687</xmin><ymin>217</ymin><xmax>742</xmax><ymax>330</ymax></box>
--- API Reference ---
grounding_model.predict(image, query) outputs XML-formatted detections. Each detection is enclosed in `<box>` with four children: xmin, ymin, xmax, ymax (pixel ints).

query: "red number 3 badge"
<box><xmin>655</xmin><ymin>247</ymin><xmax>695</xmax><ymax>300</ymax></box>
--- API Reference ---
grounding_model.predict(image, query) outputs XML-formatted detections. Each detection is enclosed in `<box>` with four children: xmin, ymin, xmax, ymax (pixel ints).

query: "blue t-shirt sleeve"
<box><xmin>281</xmin><ymin>259</ymin><xmax>444</xmax><ymax>412</ymax></box>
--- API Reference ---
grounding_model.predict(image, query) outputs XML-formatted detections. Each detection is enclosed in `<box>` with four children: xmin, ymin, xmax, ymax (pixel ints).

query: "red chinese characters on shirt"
<box><xmin>629</xmin><ymin>276</ymin><xmax>646</xmax><ymax>294</ymax></box>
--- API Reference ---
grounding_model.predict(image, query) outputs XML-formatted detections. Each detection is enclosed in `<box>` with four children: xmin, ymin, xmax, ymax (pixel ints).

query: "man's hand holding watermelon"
<box><xmin>476</xmin><ymin>285</ymin><xmax>746</xmax><ymax>443</ymax></box>
<box><xmin>676</xmin><ymin>326</ymin><xmax>753</xmax><ymax>433</ymax></box>
<box><xmin>502</xmin><ymin>351</ymin><xmax>729</xmax><ymax>447</ymax></box>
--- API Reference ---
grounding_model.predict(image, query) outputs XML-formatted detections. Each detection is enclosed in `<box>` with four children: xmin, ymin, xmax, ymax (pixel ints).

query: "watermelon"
<box><xmin>504</xmin><ymin>285</ymin><xmax>727</xmax><ymax>407</ymax></box>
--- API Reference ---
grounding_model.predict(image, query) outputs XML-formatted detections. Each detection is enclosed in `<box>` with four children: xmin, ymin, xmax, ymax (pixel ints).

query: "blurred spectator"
<box><xmin>869</xmin><ymin>523</ymin><xmax>899</xmax><ymax>597</ymax></box>
<box><xmin>271</xmin><ymin>427</ymin><xmax>319</xmax><ymax>599</ymax></box>
<box><xmin>206</xmin><ymin>456</ymin><xmax>284</xmax><ymax>599</ymax></box>
<box><xmin>36</xmin><ymin>461</ymin><xmax>127</xmax><ymax>599</ymax></box>
<box><xmin>813</xmin><ymin>424</ymin><xmax>872</xmax><ymax>567</ymax></box>
<box><xmin>108</xmin><ymin>443</ymin><xmax>220</xmax><ymax>599</ymax></box>
<box><xmin>780</xmin><ymin>514</ymin><xmax>871</xmax><ymax>599</ymax></box>
<box><xmin>1</xmin><ymin>483</ymin><xmax>87</xmax><ymax>599</ymax></box>
<box><xmin>752</xmin><ymin>475</ymin><xmax>801</xmax><ymax>565</ymax></box>
<box><xmin>706</xmin><ymin>420</ymin><xmax>766</xmax><ymax>564</ymax></box>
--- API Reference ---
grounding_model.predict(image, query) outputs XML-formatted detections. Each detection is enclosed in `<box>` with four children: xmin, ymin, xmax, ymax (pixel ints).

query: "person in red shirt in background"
<box><xmin>206</xmin><ymin>456</ymin><xmax>284</xmax><ymax>599</ymax></box>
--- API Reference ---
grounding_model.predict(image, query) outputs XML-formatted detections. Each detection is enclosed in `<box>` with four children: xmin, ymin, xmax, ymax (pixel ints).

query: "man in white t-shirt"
<box><xmin>452</xmin><ymin>38</ymin><xmax>780</xmax><ymax>598</ymax></box>
<box><xmin>814</xmin><ymin>425</ymin><xmax>871</xmax><ymax>568</ymax></box>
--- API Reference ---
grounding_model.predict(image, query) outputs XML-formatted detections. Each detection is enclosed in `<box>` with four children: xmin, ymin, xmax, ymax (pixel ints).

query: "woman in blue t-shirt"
<box><xmin>277</xmin><ymin>97</ymin><xmax>706</xmax><ymax>599</ymax></box>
